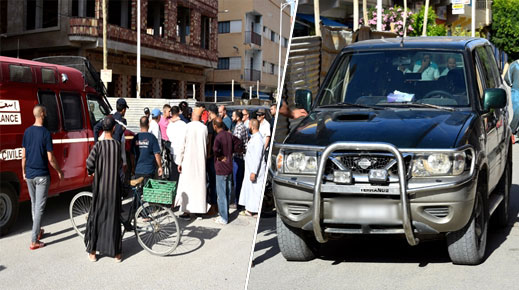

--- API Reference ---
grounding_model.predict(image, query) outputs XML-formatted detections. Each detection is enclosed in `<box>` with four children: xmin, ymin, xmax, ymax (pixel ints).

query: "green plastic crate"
<box><xmin>142</xmin><ymin>179</ymin><xmax>177</xmax><ymax>205</ymax></box>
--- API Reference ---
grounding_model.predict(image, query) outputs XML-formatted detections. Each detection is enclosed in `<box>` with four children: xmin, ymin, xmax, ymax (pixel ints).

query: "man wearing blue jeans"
<box><xmin>212</xmin><ymin>117</ymin><xmax>234</xmax><ymax>225</ymax></box>
<box><xmin>22</xmin><ymin>105</ymin><xmax>63</xmax><ymax>250</ymax></box>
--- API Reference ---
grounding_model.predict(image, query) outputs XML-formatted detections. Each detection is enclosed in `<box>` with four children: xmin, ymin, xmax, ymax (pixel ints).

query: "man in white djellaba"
<box><xmin>175</xmin><ymin>107</ymin><xmax>209</xmax><ymax>216</ymax></box>
<box><xmin>239</xmin><ymin>119</ymin><xmax>266</xmax><ymax>216</ymax></box>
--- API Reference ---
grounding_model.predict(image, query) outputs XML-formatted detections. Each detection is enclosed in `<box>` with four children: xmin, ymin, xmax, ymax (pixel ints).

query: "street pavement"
<box><xmin>248</xmin><ymin>146</ymin><xmax>519</xmax><ymax>290</ymax></box>
<box><xmin>0</xmin><ymin>195</ymin><xmax>256</xmax><ymax>290</ymax></box>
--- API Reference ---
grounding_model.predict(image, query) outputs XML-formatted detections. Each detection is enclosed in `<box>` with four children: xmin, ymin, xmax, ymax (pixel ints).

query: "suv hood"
<box><xmin>284</xmin><ymin>109</ymin><xmax>474</xmax><ymax>149</ymax></box>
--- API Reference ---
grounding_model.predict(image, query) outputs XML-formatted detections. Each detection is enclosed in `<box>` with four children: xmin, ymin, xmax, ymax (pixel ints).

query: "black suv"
<box><xmin>272</xmin><ymin>37</ymin><xmax>512</xmax><ymax>265</ymax></box>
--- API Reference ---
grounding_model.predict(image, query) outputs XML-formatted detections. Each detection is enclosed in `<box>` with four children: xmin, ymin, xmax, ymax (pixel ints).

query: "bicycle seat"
<box><xmin>130</xmin><ymin>177</ymin><xmax>145</xmax><ymax>187</ymax></box>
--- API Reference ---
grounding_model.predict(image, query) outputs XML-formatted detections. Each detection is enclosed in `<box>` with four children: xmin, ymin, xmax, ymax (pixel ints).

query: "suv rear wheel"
<box><xmin>446</xmin><ymin>182</ymin><xmax>488</xmax><ymax>265</ymax></box>
<box><xmin>0</xmin><ymin>185</ymin><xmax>18</xmax><ymax>236</ymax></box>
<box><xmin>277</xmin><ymin>214</ymin><xmax>316</xmax><ymax>261</ymax></box>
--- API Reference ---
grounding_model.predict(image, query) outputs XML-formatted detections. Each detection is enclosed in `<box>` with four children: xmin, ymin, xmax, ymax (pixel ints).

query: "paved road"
<box><xmin>0</xmin><ymin>194</ymin><xmax>256</xmax><ymax>290</ymax></box>
<box><xmin>248</xmin><ymin>146</ymin><xmax>519</xmax><ymax>290</ymax></box>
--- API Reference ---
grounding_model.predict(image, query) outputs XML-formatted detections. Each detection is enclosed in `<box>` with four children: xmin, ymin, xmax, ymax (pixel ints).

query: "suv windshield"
<box><xmin>318</xmin><ymin>50</ymin><xmax>469</xmax><ymax>108</ymax></box>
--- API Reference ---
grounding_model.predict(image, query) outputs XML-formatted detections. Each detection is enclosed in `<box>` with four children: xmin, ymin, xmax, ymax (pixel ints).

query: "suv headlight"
<box><xmin>411</xmin><ymin>152</ymin><xmax>467</xmax><ymax>177</ymax></box>
<box><xmin>277</xmin><ymin>151</ymin><xmax>318</xmax><ymax>174</ymax></box>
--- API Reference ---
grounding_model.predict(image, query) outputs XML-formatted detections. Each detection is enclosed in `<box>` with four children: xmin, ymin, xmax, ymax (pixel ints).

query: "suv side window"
<box><xmin>60</xmin><ymin>92</ymin><xmax>84</xmax><ymax>131</ymax></box>
<box><xmin>475</xmin><ymin>46</ymin><xmax>497</xmax><ymax>89</ymax></box>
<box><xmin>37</xmin><ymin>91</ymin><xmax>60</xmax><ymax>132</ymax></box>
<box><xmin>484</xmin><ymin>45</ymin><xmax>502</xmax><ymax>86</ymax></box>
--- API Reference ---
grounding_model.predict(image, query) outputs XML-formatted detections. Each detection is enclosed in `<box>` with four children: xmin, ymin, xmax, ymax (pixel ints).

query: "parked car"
<box><xmin>0</xmin><ymin>56</ymin><xmax>118</xmax><ymax>235</ymax></box>
<box><xmin>272</xmin><ymin>37</ymin><xmax>512</xmax><ymax>265</ymax></box>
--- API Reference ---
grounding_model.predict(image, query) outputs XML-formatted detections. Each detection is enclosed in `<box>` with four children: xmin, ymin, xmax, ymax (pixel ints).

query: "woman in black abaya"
<box><xmin>85</xmin><ymin>116</ymin><xmax>123</xmax><ymax>262</ymax></box>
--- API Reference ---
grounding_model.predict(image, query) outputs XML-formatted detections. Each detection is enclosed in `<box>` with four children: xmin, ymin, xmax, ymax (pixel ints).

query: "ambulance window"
<box><xmin>87</xmin><ymin>94</ymin><xmax>110</xmax><ymax>126</ymax></box>
<box><xmin>38</xmin><ymin>91</ymin><xmax>60</xmax><ymax>132</ymax></box>
<box><xmin>60</xmin><ymin>92</ymin><xmax>84</xmax><ymax>131</ymax></box>
<box><xmin>41</xmin><ymin>68</ymin><xmax>56</xmax><ymax>84</ymax></box>
<box><xmin>9</xmin><ymin>65</ymin><xmax>33</xmax><ymax>83</ymax></box>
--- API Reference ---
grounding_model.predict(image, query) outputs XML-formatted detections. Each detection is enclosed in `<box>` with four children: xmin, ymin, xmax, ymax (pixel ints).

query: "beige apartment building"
<box><xmin>205</xmin><ymin>0</ymin><xmax>292</xmax><ymax>100</ymax></box>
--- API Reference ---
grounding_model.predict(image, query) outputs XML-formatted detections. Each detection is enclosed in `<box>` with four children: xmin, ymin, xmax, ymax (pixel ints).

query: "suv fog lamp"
<box><xmin>368</xmin><ymin>169</ymin><xmax>388</xmax><ymax>183</ymax></box>
<box><xmin>333</xmin><ymin>170</ymin><xmax>352</xmax><ymax>184</ymax></box>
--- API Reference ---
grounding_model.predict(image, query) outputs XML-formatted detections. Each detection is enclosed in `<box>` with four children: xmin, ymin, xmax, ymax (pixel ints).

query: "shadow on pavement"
<box><xmin>0</xmin><ymin>265</ymin><xmax>5</xmax><ymax>272</ymax></box>
<box><xmin>252</xmin><ymin>217</ymin><xmax>279</xmax><ymax>266</ymax></box>
<box><xmin>252</xmin><ymin>184</ymin><xmax>519</xmax><ymax>267</ymax></box>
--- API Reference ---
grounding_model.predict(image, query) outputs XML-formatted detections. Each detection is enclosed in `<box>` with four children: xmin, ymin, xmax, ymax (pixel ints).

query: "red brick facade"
<box><xmin>70</xmin><ymin>0</ymin><xmax>218</xmax><ymax>63</ymax></box>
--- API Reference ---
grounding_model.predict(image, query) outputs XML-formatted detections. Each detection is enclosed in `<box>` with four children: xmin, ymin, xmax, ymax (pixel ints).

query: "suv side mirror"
<box><xmin>483</xmin><ymin>88</ymin><xmax>507</xmax><ymax>111</ymax></box>
<box><xmin>295</xmin><ymin>89</ymin><xmax>313</xmax><ymax>113</ymax></box>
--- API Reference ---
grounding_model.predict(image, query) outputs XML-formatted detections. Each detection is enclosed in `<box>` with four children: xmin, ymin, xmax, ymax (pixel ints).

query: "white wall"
<box><xmin>230</xmin><ymin>20</ymin><xmax>242</xmax><ymax>33</ymax></box>
<box><xmin>229</xmin><ymin>57</ymin><xmax>241</xmax><ymax>70</ymax></box>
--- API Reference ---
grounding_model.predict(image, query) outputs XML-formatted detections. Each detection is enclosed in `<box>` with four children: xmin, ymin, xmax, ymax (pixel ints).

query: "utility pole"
<box><xmin>102</xmin><ymin>0</ymin><xmax>107</xmax><ymax>88</ymax></box>
<box><xmin>137</xmin><ymin>0</ymin><xmax>141</xmax><ymax>98</ymax></box>
<box><xmin>313</xmin><ymin>0</ymin><xmax>321</xmax><ymax>36</ymax></box>
<box><xmin>363</xmin><ymin>0</ymin><xmax>368</xmax><ymax>27</ymax></box>
<box><xmin>471</xmin><ymin>0</ymin><xmax>476</xmax><ymax>37</ymax></box>
<box><xmin>403</xmin><ymin>0</ymin><xmax>407</xmax><ymax>37</ymax></box>
<box><xmin>353</xmin><ymin>0</ymin><xmax>359</xmax><ymax>31</ymax></box>
<box><xmin>376</xmin><ymin>0</ymin><xmax>382</xmax><ymax>31</ymax></box>
<box><xmin>422</xmin><ymin>0</ymin><xmax>429</xmax><ymax>36</ymax></box>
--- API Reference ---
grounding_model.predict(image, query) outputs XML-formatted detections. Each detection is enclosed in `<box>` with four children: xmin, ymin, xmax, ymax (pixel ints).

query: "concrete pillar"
<box><xmin>121</xmin><ymin>0</ymin><xmax>129</xmax><ymax>28</ymax></box>
<box><xmin>179</xmin><ymin>80</ymin><xmax>187</xmax><ymax>98</ymax></box>
<box><xmin>164</xmin><ymin>0</ymin><xmax>178</xmax><ymax>41</ymax></box>
<box><xmin>79</xmin><ymin>0</ymin><xmax>87</xmax><ymax>17</ymax></box>
<box><xmin>141</xmin><ymin>0</ymin><xmax>148</xmax><ymax>33</ymax></box>
<box><xmin>35</xmin><ymin>0</ymin><xmax>43</xmax><ymax>29</ymax></box>
<box><xmin>153</xmin><ymin>78</ymin><xmax>162</xmax><ymax>98</ymax></box>
<box><xmin>190</xmin><ymin>9</ymin><xmax>201</xmax><ymax>47</ymax></box>
<box><xmin>152</xmin><ymin>2</ymin><xmax>161</xmax><ymax>37</ymax></box>
<box><xmin>200</xmin><ymin>83</ymin><xmax>206</xmax><ymax>102</ymax></box>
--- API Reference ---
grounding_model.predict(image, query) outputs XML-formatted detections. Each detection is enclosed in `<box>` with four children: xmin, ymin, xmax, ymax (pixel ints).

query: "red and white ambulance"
<box><xmin>0</xmin><ymin>56</ymin><xmax>116</xmax><ymax>235</ymax></box>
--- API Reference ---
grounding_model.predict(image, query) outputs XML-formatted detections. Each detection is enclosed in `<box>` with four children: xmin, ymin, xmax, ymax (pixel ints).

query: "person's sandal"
<box><xmin>29</xmin><ymin>241</ymin><xmax>45</xmax><ymax>250</ymax></box>
<box><xmin>88</xmin><ymin>253</ymin><xmax>97</xmax><ymax>262</ymax></box>
<box><xmin>114</xmin><ymin>254</ymin><xmax>122</xmax><ymax>263</ymax></box>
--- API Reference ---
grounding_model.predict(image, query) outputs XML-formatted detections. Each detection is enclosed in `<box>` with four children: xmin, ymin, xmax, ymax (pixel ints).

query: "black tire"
<box><xmin>446</xmin><ymin>183</ymin><xmax>488</xmax><ymax>265</ymax></box>
<box><xmin>134</xmin><ymin>203</ymin><xmax>181</xmax><ymax>256</ymax></box>
<box><xmin>69</xmin><ymin>191</ymin><xmax>93</xmax><ymax>238</ymax></box>
<box><xmin>276</xmin><ymin>214</ymin><xmax>316</xmax><ymax>261</ymax></box>
<box><xmin>492</xmin><ymin>154</ymin><xmax>512</xmax><ymax>228</ymax></box>
<box><xmin>0</xmin><ymin>185</ymin><xmax>19</xmax><ymax>236</ymax></box>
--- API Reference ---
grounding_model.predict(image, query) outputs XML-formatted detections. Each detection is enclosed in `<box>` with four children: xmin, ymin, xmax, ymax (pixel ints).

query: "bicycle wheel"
<box><xmin>69</xmin><ymin>191</ymin><xmax>93</xmax><ymax>238</ymax></box>
<box><xmin>134</xmin><ymin>203</ymin><xmax>181</xmax><ymax>256</ymax></box>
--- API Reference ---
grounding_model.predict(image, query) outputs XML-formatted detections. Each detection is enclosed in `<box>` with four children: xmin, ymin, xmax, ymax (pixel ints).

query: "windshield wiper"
<box><xmin>318</xmin><ymin>102</ymin><xmax>383</xmax><ymax>110</ymax></box>
<box><xmin>378</xmin><ymin>102</ymin><xmax>456</xmax><ymax>112</ymax></box>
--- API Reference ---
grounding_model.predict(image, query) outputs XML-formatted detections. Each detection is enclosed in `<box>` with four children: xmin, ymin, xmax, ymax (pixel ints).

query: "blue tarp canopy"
<box><xmin>296</xmin><ymin>13</ymin><xmax>347</xmax><ymax>27</ymax></box>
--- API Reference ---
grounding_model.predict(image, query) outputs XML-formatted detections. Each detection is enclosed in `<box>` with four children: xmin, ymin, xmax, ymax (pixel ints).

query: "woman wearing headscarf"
<box><xmin>84</xmin><ymin>115</ymin><xmax>123</xmax><ymax>262</ymax></box>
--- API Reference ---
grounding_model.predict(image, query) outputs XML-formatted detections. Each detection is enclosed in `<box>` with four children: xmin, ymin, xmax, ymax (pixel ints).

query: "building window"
<box><xmin>177</xmin><ymin>6</ymin><xmax>190</xmax><ymax>44</ymax></box>
<box><xmin>201</xmin><ymin>16</ymin><xmax>210</xmax><ymax>49</ymax></box>
<box><xmin>71</xmin><ymin>0</ymin><xmax>96</xmax><ymax>18</ymax></box>
<box><xmin>107</xmin><ymin>0</ymin><xmax>131</xmax><ymax>28</ymax></box>
<box><xmin>26</xmin><ymin>0</ymin><xmax>58</xmax><ymax>30</ymax></box>
<box><xmin>283</xmin><ymin>37</ymin><xmax>289</xmax><ymax>47</ymax></box>
<box><xmin>218</xmin><ymin>21</ymin><xmax>230</xmax><ymax>33</ymax></box>
<box><xmin>270</xmin><ymin>63</ymin><xmax>275</xmax><ymax>74</ymax></box>
<box><xmin>218</xmin><ymin>58</ymin><xmax>230</xmax><ymax>70</ymax></box>
<box><xmin>270</xmin><ymin>31</ymin><xmax>276</xmax><ymax>42</ymax></box>
<box><xmin>0</xmin><ymin>0</ymin><xmax>6</xmax><ymax>34</ymax></box>
<box><xmin>147</xmin><ymin>0</ymin><xmax>165</xmax><ymax>37</ymax></box>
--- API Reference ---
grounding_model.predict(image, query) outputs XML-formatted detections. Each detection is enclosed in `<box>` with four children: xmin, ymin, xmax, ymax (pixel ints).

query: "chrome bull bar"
<box><xmin>312</xmin><ymin>142</ymin><xmax>419</xmax><ymax>246</ymax></box>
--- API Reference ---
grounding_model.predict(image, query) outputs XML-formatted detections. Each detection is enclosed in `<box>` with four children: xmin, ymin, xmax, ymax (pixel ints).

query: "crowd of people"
<box><xmin>21</xmin><ymin>96</ymin><xmax>301</xmax><ymax>262</ymax></box>
<box><xmin>102</xmin><ymin>99</ymin><xmax>274</xmax><ymax>227</ymax></box>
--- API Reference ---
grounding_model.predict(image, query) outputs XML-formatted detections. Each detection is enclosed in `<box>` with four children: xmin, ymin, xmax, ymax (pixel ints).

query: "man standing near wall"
<box><xmin>22</xmin><ymin>105</ymin><xmax>64</xmax><ymax>250</ymax></box>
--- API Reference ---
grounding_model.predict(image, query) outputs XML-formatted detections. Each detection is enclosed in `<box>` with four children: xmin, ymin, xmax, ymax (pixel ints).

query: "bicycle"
<box><xmin>69</xmin><ymin>177</ymin><xmax>181</xmax><ymax>256</ymax></box>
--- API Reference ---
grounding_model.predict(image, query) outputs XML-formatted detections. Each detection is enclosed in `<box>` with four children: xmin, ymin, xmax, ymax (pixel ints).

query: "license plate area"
<box><xmin>325</xmin><ymin>199</ymin><xmax>400</xmax><ymax>224</ymax></box>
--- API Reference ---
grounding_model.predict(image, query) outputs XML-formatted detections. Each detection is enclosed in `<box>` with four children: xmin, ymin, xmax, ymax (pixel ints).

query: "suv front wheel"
<box><xmin>277</xmin><ymin>214</ymin><xmax>316</xmax><ymax>261</ymax></box>
<box><xmin>446</xmin><ymin>181</ymin><xmax>488</xmax><ymax>265</ymax></box>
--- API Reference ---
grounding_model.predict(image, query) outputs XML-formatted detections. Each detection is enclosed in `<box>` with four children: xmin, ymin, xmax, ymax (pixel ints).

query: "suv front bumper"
<box><xmin>273</xmin><ymin>142</ymin><xmax>477</xmax><ymax>246</ymax></box>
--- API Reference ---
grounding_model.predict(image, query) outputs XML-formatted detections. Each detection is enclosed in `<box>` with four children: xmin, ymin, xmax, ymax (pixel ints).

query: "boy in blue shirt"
<box><xmin>131</xmin><ymin>116</ymin><xmax>163</xmax><ymax>180</ymax></box>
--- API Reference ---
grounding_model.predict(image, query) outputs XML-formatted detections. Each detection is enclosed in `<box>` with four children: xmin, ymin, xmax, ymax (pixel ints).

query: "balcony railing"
<box><xmin>245</xmin><ymin>31</ymin><xmax>262</xmax><ymax>46</ymax></box>
<box><xmin>244</xmin><ymin>69</ymin><xmax>261</xmax><ymax>81</ymax></box>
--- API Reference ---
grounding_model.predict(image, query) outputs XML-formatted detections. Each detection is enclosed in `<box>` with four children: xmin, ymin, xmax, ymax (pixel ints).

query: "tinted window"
<box><xmin>318</xmin><ymin>50</ymin><xmax>469</xmax><ymax>107</ymax></box>
<box><xmin>9</xmin><ymin>65</ymin><xmax>33</xmax><ymax>83</ymax></box>
<box><xmin>60</xmin><ymin>92</ymin><xmax>84</xmax><ymax>131</ymax></box>
<box><xmin>218</xmin><ymin>21</ymin><xmax>230</xmax><ymax>33</ymax></box>
<box><xmin>476</xmin><ymin>46</ymin><xmax>496</xmax><ymax>89</ymax></box>
<box><xmin>41</xmin><ymin>68</ymin><xmax>56</xmax><ymax>84</ymax></box>
<box><xmin>38</xmin><ymin>91</ymin><xmax>60</xmax><ymax>132</ymax></box>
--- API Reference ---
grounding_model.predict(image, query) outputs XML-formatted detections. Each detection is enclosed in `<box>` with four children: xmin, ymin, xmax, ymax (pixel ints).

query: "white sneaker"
<box><xmin>214</xmin><ymin>216</ymin><xmax>228</xmax><ymax>225</ymax></box>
